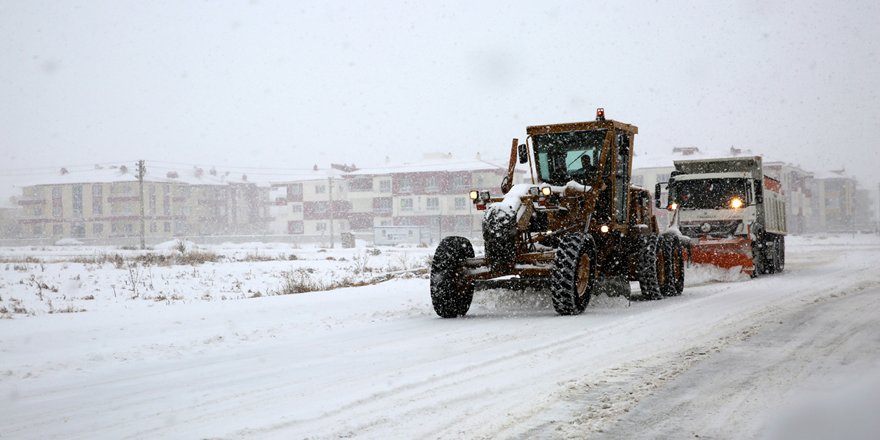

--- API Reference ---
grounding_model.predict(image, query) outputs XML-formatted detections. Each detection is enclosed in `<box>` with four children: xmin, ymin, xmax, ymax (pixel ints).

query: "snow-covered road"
<box><xmin>2</xmin><ymin>235</ymin><xmax>879</xmax><ymax>439</ymax></box>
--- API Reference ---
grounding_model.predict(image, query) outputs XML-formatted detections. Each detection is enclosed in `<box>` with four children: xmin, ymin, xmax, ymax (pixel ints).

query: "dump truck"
<box><xmin>430</xmin><ymin>109</ymin><xmax>686</xmax><ymax>317</ymax></box>
<box><xmin>656</xmin><ymin>156</ymin><xmax>786</xmax><ymax>277</ymax></box>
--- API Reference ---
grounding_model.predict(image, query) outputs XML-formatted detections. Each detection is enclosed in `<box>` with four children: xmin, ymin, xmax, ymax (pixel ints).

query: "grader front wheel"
<box><xmin>430</xmin><ymin>236</ymin><xmax>475</xmax><ymax>318</ymax></box>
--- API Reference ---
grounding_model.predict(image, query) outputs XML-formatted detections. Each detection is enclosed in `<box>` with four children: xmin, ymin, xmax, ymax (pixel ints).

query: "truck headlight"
<box><xmin>729</xmin><ymin>197</ymin><xmax>744</xmax><ymax>209</ymax></box>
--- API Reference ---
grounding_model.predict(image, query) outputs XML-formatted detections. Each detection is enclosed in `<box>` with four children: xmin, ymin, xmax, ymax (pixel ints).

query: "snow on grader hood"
<box><xmin>430</xmin><ymin>109</ymin><xmax>687</xmax><ymax>318</ymax></box>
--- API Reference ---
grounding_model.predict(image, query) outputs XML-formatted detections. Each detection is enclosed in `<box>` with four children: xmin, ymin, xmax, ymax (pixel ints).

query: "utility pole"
<box><xmin>328</xmin><ymin>176</ymin><xmax>335</xmax><ymax>249</ymax></box>
<box><xmin>137</xmin><ymin>160</ymin><xmax>146</xmax><ymax>250</ymax></box>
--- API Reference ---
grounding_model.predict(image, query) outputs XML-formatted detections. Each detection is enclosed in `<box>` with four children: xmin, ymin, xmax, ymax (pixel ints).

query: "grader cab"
<box><xmin>430</xmin><ymin>109</ymin><xmax>686</xmax><ymax>317</ymax></box>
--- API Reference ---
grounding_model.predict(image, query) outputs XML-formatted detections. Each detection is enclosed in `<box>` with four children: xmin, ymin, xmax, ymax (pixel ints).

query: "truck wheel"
<box><xmin>750</xmin><ymin>241</ymin><xmax>765</xmax><ymax>278</ymax></box>
<box><xmin>776</xmin><ymin>236</ymin><xmax>785</xmax><ymax>272</ymax></box>
<box><xmin>551</xmin><ymin>233</ymin><xmax>597</xmax><ymax>315</ymax></box>
<box><xmin>766</xmin><ymin>238</ymin><xmax>778</xmax><ymax>274</ymax></box>
<box><xmin>430</xmin><ymin>236</ymin><xmax>475</xmax><ymax>318</ymax></box>
<box><xmin>638</xmin><ymin>234</ymin><xmax>664</xmax><ymax>300</ymax></box>
<box><xmin>660</xmin><ymin>235</ymin><xmax>685</xmax><ymax>297</ymax></box>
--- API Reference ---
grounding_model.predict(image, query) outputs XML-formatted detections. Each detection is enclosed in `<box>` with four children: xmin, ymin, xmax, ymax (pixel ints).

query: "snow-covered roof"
<box><xmin>11</xmin><ymin>164</ymin><xmax>264</xmax><ymax>188</ymax></box>
<box><xmin>812</xmin><ymin>168</ymin><xmax>853</xmax><ymax>180</ymax></box>
<box><xmin>266</xmin><ymin>167</ymin><xmax>348</xmax><ymax>185</ymax></box>
<box><xmin>346</xmin><ymin>156</ymin><xmax>509</xmax><ymax>176</ymax></box>
<box><xmin>633</xmin><ymin>146</ymin><xmax>780</xmax><ymax>171</ymax></box>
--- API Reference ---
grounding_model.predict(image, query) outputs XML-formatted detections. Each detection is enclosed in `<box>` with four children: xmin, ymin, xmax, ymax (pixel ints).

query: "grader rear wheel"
<box><xmin>638</xmin><ymin>234</ymin><xmax>664</xmax><ymax>300</ymax></box>
<box><xmin>550</xmin><ymin>233</ymin><xmax>597</xmax><ymax>315</ymax></box>
<box><xmin>660</xmin><ymin>234</ymin><xmax>685</xmax><ymax>297</ymax></box>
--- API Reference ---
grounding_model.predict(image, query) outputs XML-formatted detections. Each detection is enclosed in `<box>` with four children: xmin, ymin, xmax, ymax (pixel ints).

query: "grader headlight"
<box><xmin>729</xmin><ymin>197</ymin><xmax>744</xmax><ymax>209</ymax></box>
<box><xmin>541</xmin><ymin>186</ymin><xmax>552</xmax><ymax>196</ymax></box>
<box><xmin>469</xmin><ymin>190</ymin><xmax>479</xmax><ymax>201</ymax></box>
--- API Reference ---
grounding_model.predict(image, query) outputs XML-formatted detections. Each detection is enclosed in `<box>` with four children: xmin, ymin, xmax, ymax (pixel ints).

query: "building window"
<box><xmin>427</xmin><ymin>197</ymin><xmax>440</xmax><ymax>211</ymax></box>
<box><xmin>52</xmin><ymin>186</ymin><xmax>62</xmax><ymax>218</ymax></box>
<box><xmin>164</xmin><ymin>222</ymin><xmax>171</xmax><ymax>232</ymax></box>
<box><xmin>316</xmin><ymin>222</ymin><xmax>327</xmax><ymax>231</ymax></box>
<box><xmin>454</xmin><ymin>197</ymin><xmax>467</xmax><ymax>210</ymax></box>
<box><xmin>400</xmin><ymin>198</ymin><xmax>413</xmax><ymax>211</ymax></box>
<box><xmin>33</xmin><ymin>224</ymin><xmax>43</xmax><ymax>236</ymax></box>
<box><xmin>71</xmin><ymin>223</ymin><xmax>85</xmax><ymax>238</ymax></box>
<box><xmin>656</xmin><ymin>173</ymin><xmax>670</xmax><ymax>184</ymax></box>
<box><xmin>379</xmin><ymin>180</ymin><xmax>391</xmax><ymax>193</ymax></box>
<box><xmin>72</xmin><ymin>185</ymin><xmax>83</xmax><ymax>217</ymax></box>
<box><xmin>315</xmin><ymin>184</ymin><xmax>326</xmax><ymax>194</ymax></box>
<box><xmin>632</xmin><ymin>175</ymin><xmax>644</xmax><ymax>187</ymax></box>
<box><xmin>163</xmin><ymin>195</ymin><xmax>171</xmax><ymax>216</ymax></box>
<box><xmin>150</xmin><ymin>222</ymin><xmax>157</xmax><ymax>233</ymax></box>
<box><xmin>292</xmin><ymin>204</ymin><xmax>303</xmax><ymax>213</ymax></box>
<box><xmin>53</xmin><ymin>224</ymin><xmax>63</xmax><ymax>235</ymax></box>
<box><xmin>92</xmin><ymin>184</ymin><xmax>103</xmax><ymax>215</ymax></box>
<box><xmin>425</xmin><ymin>176</ymin><xmax>439</xmax><ymax>192</ymax></box>
<box><xmin>288</xmin><ymin>220</ymin><xmax>304</xmax><ymax>234</ymax></box>
<box><xmin>374</xmin><ymin>197</ymin><xmax>392</xmax><ymax>213</ymax></box>
<box><xmin>399</xmin><ymin>178</ymin><xmax>413</xmax><ymax>193</ymax></box>
<box><xmin>349</xmin><ymin>178</ymin><xmax>373</xmax><ymax>192</ymax></box>
<box><xmin>93</xmin><ymin>223</ymin><xmax>103</xmax><ymax>236</ymax></box>
<box><xmin>452</xmin><ymin>174</ymin><xmax>468</xmax><ymax>189</ymax></box>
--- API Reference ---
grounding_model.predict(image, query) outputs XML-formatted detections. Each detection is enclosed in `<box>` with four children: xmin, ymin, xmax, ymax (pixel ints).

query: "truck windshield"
<box><xmin>671</xmin><ymin>178</ymin><xmax>749</xmax><ymax>210</ymax></box>
<box><xmin>532</xmin><ymin>130</ymin><xmax>606</xmax><ymax>185</ymax></box>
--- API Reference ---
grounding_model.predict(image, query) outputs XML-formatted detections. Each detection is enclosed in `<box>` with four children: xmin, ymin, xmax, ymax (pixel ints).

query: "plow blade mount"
<box><xmin>690</xmin><ymin>237</ymin><xmax>754</xmax><ymax>274</ymax></box>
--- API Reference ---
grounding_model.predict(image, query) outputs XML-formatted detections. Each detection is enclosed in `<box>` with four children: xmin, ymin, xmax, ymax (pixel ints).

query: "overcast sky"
<box><xmin>1</xmin><ymin>0</ymin><xmax>878</xmax><ymax>197</ymax></box>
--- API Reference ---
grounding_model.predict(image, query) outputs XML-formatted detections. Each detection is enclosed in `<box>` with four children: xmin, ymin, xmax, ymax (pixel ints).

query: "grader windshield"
<box><xmin>533</xmin><ymin>130</ymin><xmax>606</xmax><ymax>185</ymax></box>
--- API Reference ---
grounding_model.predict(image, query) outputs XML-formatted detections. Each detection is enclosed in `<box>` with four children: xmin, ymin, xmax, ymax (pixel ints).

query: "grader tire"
<box><xmin>430</xmin><ymin>236</ymin><xmax>475</xmax><ymax>318</ymax></box>
<box><xmin>660</xmin><ymin>235</ymin><xmax>685</xmax><ymax>297</ymax></box>
<box><xmin>637</xmin><ymin>234</ymin><xmax>664</xmax><ymax>300</ymax></box>
<box><xmin>483</xmin><ymin>207</ymin><xmax>516</xmax><ymax>273</ymax></box>
<box><xmin>550</xmin><ymin>233</ymin><xmax>597</xmax><ymax>315</ymax></box>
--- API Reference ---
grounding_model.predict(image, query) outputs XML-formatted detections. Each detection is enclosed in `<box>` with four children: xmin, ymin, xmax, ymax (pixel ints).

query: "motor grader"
<box><xmin>430</xmin><ymin>109</ymin><xmax>686</xmax><ymax>317</ymax></box>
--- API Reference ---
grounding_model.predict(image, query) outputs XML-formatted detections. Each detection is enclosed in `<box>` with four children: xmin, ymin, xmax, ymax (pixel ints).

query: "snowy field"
<box><xmin>2</xmin><ymin>234</ymin><xmax>880</xmax><ymax>439</ymax></box>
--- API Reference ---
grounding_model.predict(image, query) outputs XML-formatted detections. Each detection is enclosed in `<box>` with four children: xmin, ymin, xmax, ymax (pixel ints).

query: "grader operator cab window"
<box><xmin>533</xmin><ymin>130</ymin><xmax>606</xmax><ymax>186</ymax></box>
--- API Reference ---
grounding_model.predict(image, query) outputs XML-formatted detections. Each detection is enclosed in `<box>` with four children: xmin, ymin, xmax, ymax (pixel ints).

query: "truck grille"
<box><xmin>680</xmin><ymin>221</ymin><xmax>740</xmax><ymax>238</ymax></box>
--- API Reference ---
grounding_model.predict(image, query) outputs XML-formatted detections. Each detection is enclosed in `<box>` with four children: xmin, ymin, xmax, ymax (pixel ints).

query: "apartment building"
<box><xmin>764</xmin><ymin>162</ymin><xmax>813</xmax><ymax>234</ymax></box>
<box><xmin>809</xmin><ymin>169</ymin><xmax>858</xmax><ymax>233</ymax></box>
<box><xmin>14</xmin><ymin>165</ymin><xmax>269</xmax><ymax>243</ymax></box>
<box><xmin>345</xmin><ymin>155</ymin><xmax>519</xmax><ymax>242</ymax></box>
<box><xmin>268</xmin><ymin>166</ymin><xmax>351</xmax><ymax>241</ymax></box>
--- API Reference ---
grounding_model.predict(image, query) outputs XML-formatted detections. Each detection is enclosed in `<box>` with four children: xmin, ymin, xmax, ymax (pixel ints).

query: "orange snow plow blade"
<box><xmin>690</xmin><ymin>237</ymin><xmax>754</xmax><ymax>275</ymax></box>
